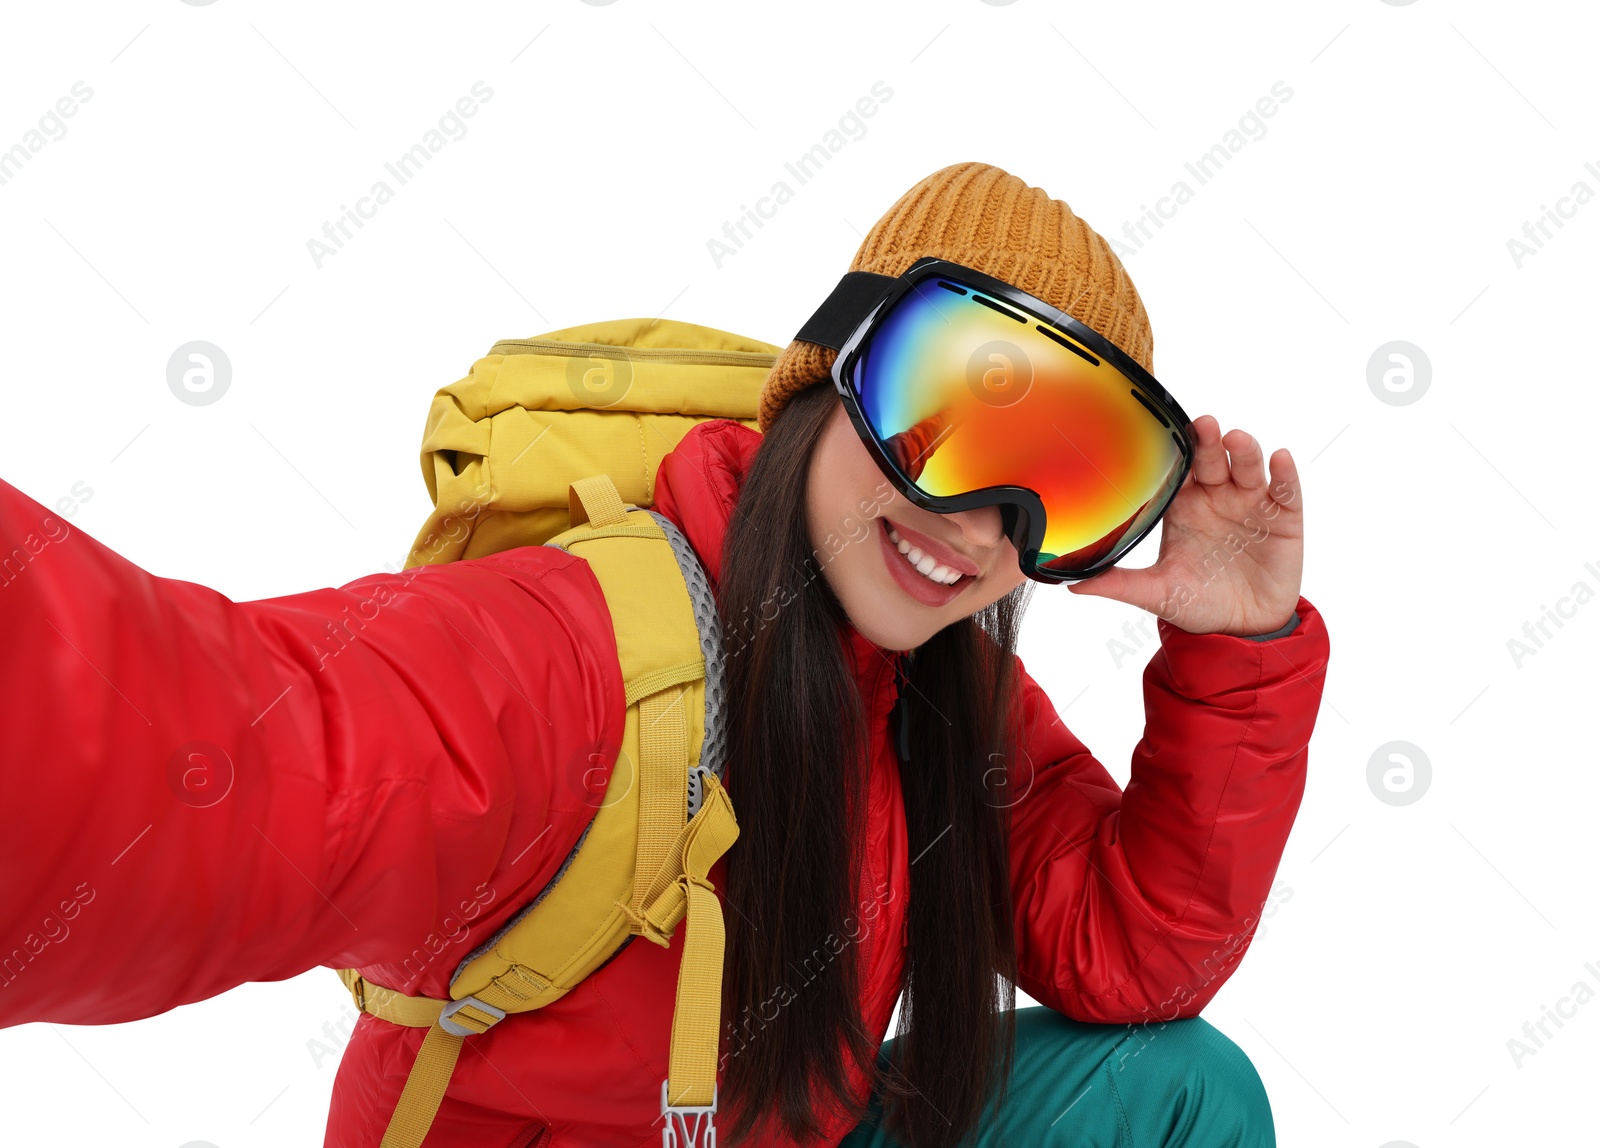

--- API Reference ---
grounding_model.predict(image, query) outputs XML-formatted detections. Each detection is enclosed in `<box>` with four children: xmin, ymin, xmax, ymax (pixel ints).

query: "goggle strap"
<box><xmin>793</xmin><ymin>271</ymin><xmax>899</xmax><ymax>351</ymax></box>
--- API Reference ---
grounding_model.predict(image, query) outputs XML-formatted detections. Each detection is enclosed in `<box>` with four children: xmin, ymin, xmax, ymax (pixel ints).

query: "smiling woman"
<box><xmin>713</xmin><ymin>160</ymin><xmax>1325</xmax><ymax>1148</ymax></box>
<box><xmin>0</xmin><ymin>160</ymin><xmax>1328</xmax><ymax>1148</ymax></box>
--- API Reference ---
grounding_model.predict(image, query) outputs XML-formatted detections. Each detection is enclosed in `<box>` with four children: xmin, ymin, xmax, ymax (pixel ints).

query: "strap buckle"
<box><xmin>438</xmin><ymin>994</ymin><xmax>507</xmax><ymax>1037</ymax></box>
<box><xmin>660</xmin><ymin>1080</ymin><xmax>717</xmax><ymax>1148</ymax></box>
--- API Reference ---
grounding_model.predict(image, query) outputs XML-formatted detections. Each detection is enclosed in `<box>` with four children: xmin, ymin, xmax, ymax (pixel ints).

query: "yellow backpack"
<box><xmin>335</xmin><ymin>318</ymin><xmax>781</xmax><ymax>1148</ymax></box>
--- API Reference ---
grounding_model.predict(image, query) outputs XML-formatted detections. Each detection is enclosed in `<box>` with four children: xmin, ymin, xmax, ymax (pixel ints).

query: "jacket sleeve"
<box><xmin>0</xmin><ymin>476</ymin><xmax>625</xmax><ymax>1027</ymax></box>
<box><xmin>1005</xmin><ymin>595</ymin><xmax>1329</xmax><ymax>1023</ymax></box>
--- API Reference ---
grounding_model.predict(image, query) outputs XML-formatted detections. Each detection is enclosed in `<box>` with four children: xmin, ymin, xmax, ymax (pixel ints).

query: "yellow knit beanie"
<box><xmin>757</xmin><ymin>161</ymin><xmax>1155</xmax><ymax>433</ymax></box>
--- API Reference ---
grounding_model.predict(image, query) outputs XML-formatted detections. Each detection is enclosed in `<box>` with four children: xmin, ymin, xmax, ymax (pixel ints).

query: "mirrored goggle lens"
<box><xmin>848</xmin><ymin>276</ymin><xmax>1189</xmax><ymax>574</ymax></box>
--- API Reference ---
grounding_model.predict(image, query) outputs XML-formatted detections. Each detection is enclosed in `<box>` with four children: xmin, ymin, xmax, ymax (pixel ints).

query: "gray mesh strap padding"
<box><xmin>645</xmin><ymin>509</ymin><xmax>727</xmax><ymax>817</ymax></box>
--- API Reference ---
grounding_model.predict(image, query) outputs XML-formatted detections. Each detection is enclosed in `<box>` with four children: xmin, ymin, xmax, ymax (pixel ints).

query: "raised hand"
<box><xmin>1066</xmin><ymin>415</ymin><xmax>1304</xmax><ymax>637</ymax></box>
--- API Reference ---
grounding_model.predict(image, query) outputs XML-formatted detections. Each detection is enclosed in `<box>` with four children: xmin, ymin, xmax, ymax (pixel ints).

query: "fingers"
<box><xmin>1267</xmin><ymin>445</ymin><xmax>1302</xmax><ymax>513</ymax></box>
<box><xmin>1188</xmin><ymin>415</ymin><xmax>1231</xmax><ymax>487</ymax></box>
<box><xmin>1187</xmin><ymin>415</ymin><xmax>1272</xmax><ymax>492</ymax></box>
<box><xmin>1224</xmin><ymin>428</ymin><xmax>1268</xmax><ymax>490</ymax></box>
<box><xmin>1065</xmin><ymin>562</ymin><xmax>1160</xmax><ymax>615</ymax></box>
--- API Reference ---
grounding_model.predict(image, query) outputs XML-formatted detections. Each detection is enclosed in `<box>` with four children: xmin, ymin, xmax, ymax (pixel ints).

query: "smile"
<box><xmin>876</xmin><ymin>516</ymin><xmax>978</xmax><ymax>609</ymax></box>
<box><xmin>887</xmin><ymin>523</ymin><xmax>965</xmax><ymax>584</ymax></box>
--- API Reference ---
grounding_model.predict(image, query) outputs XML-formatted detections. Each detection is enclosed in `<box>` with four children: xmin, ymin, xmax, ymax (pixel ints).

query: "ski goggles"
<box><xmin>793</xmin><ymin>257</ymin><xmax>1196</xmax><ymax>584</ymax></box>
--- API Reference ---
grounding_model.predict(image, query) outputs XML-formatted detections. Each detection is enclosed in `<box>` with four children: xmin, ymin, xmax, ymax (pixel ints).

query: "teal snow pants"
<box><xmin>839</xmin><ymin>1006</ymin><xmax>1274</xmax><ymax>1147</ymax></box>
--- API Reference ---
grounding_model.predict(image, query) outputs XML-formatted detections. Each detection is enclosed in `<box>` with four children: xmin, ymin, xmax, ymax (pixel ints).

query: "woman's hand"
<box><xmin>1066</xmin><ymin>415</ymin><xmax>1304</xmax><ymax>636</ymax></box>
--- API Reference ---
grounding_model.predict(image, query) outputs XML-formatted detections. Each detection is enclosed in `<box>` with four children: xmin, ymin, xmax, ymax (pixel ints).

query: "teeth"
<box><xmin>886</xmin><ymin>524</ymin><xmax>964</xmax><ymax>586</ymax></box>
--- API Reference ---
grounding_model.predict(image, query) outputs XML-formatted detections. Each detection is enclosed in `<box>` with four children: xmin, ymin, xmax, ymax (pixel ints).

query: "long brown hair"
<box><xmin>716</xmin><ymin>381</ymin><xmax>1031</xmax><ymax>1146</ymax></box>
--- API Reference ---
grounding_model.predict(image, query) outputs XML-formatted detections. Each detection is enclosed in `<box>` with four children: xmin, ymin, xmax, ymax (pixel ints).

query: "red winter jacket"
<box><xmin>0</xmin><ymin>417</ymin><xmax>1329</xmax><ymax>1147</ymax></box>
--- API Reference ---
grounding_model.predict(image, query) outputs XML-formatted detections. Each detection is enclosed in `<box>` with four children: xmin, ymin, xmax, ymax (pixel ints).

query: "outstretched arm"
<box><xmin>0</xmin><ymin>476</ymin><xmax>624</xmax><ymax>1027</ymax></box>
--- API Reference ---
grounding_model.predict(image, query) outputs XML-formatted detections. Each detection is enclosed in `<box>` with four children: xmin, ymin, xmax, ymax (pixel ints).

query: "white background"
<box><xmin>1</xmin><ymin>1</ymin><xmax>1596</xmax><ymax>1145</ymax></box>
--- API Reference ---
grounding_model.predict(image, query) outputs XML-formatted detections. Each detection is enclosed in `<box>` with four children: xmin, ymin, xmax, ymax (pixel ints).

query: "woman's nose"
<box><xmin>946</xmin><ymin>504</ymin><xmax>1007</xmax><ymax>549</ymax></box>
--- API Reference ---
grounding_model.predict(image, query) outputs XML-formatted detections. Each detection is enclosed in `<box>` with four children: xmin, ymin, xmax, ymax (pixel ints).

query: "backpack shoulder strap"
<box><xmin>335</xmin><ymin>473</ymin><xmax>737</xmax><ymax>1148</ymax></box>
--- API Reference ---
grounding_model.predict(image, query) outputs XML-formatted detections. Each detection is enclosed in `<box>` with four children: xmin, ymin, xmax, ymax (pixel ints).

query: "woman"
<box><xmin>0</xmin><ymin>162</ymin><xmax>1329</xmax><ymax>1147</ymax></box>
